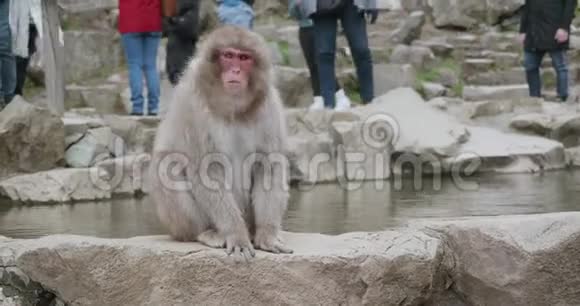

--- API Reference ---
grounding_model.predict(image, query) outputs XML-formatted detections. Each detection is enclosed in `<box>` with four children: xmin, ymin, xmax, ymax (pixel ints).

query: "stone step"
<box><xmin>466</xmin><ymin>65</ymin><xmax>580</xmax><ymax>87</ymax></box>
<box><xmin>463</xmin><ymin>84</ymin><xmax>529</xmax><ymax>101</ymax></box>
<box><xmin>462</xmin><ymin>58</ymin><xmax>496</xmax><ymax>76</ymax></box>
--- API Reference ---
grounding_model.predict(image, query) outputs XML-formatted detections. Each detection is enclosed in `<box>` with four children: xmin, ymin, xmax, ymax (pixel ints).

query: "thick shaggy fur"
<box><xmin>149</xmin><ymin>26</ymin><xmax>291</xmax><ymax>261</ymax></box>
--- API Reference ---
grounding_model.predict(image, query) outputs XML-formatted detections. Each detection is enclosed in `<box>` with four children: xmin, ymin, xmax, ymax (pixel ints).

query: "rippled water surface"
<box><xmin>1</xmin><ymin>171</ymin><xmax>579</xmax><ymax>239</ymax></box>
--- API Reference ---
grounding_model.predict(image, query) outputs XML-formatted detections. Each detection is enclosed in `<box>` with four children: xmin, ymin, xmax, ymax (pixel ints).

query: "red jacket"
<box><xmin>118</xmin><ymin>0</ymin><xmax>163</xmax><ymax>34</ymax></box>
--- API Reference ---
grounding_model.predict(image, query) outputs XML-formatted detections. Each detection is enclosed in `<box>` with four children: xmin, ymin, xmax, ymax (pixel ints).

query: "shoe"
<box><xmin>334</xmin><ymin>89</ymin><xmax>351</xmax><ymax>111</ymax></box>
<box><xmin>130</xmin><ymin>112</ymin><xmax>143</xmax><ymax>116</ymax></box>
<box><xmin>309</xmin><ymin>96</ymin><xmax>324</xmax><ymax>111</ymax></box>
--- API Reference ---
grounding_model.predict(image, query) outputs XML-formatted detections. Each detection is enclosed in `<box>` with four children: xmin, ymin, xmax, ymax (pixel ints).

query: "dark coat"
<box><xmin>165</xmin><ymin>0</ymin><xmax>200</xmax><ymax>85</ymax></box>
<box><xmin>520</xmin><ymin>0</ymin><xmax>578</xmax><ymax>51</ymax></box>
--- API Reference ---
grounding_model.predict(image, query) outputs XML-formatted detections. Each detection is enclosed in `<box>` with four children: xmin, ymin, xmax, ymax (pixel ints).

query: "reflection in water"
<box><xmin>1</xmin><ymin>171</ymin><xmax>579</xmax><ymax>239</ymax></box>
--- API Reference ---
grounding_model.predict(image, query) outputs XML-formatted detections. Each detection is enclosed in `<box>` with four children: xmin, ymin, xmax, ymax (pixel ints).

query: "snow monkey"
<box><xmin>149</xmin><ymin>25</ymin><xmax>293</xmax><ymax>262</ymax></box>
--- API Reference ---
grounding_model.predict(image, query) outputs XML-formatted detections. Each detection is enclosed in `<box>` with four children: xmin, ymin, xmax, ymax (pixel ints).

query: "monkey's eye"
<box><xmin>222</xmin><ymin>51</ymin><xmax>235</xmax><ymax>59</ymax></box>
<box><xmin>239</xmin><ymin>54</ymin><xmax>252</xmax><ymax>61</ymax></box>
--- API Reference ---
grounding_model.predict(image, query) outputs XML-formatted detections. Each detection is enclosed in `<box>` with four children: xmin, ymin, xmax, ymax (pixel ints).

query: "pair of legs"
<box><xmin>298</xmin><ymin>26</ymin><xmax>341</xmax><ymax>97</ymax></box>
<box><xmin>523</xmin><ymin>49</ymin><xmax>569</xmax><ymax>101</ymax></box>
<box><xmin>312</xmin><ymin>0</ymin><xmax>374</xmax><ymax>108</ymax></box>
<box><xmin>14</xmin><ymin>23</ymin><xmax>39</xmax><ymax>96</ymax></box>
<box><xmin>121</xmin><ymin>32</ymin><xmax>162</xmax><ymax>115</ymax></box>
<box><xmin>166</xmin><ymin>34</ymin><xmax>197</xmax><ymax>86</ymax></box>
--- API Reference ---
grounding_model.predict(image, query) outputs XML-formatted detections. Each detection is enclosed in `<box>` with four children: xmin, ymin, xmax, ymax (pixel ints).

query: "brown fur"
<box><xmin>149</xmin><ymin>25</ymin><xmax>292</xmax><ymax>262</ymax></box>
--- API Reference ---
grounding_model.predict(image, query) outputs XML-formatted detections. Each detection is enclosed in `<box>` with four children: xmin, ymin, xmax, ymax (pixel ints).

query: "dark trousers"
<box><xmin>312</xmin><ymin>0</ymin><xmax>374</xmax><ymax>108</ymax></box>
<box><xmin>14</xmin><ymin>56</ymin><xmax>29</xmax><ymax>96</ymax></box>
<box><xmin>523</xmin><ymin>49</ymin><xmax>569</xmax><ymax>100</ymax></box>
<box><xmin>166</xmin><ymin>34</ymin><xmax>196</xmax><ymax>86</ymax></box>
<box><xmin>298</xmin><ymin>26</ymin><xmax>340</xmax><ymax>97</ymax></box>
<box><xmin>14</xmin><ymin>23</ymin><xmax>38</xmax><ymax>96</ymax></box>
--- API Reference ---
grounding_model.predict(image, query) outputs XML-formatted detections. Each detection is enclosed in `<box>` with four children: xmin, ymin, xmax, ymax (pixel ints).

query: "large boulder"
<box><xmin>354</xmin><ymin>88</ymin><xmax>470</xmax><ymax>157</ymax></box>
<box><xmin>410</xmin><ymin>212</ymin><xmax>580</xmax><ymax>306</ymax></box>
<box><xmin>0</xmin><ymin>97</ymin><xmax>65</xmax><ymax>179</ymax></box>
<box><xmin>0</xmin><ymin>168</ymin><xmax>111</xmax><ymax>203</ymax></box>
<box><xmin>2</xmin><ymin>213</ymin><xmax>580</xmax><ymax>305</ymax></box>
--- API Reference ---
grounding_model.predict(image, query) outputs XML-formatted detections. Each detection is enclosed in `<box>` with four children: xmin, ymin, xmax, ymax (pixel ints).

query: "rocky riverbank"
<box><xmin>2</xmin><ymin>1</ymin><xmax>580</xmax><ymax>205</ymax></box>
<box><xmin>1</xmin><ymin>212</ymin><xmax>579</xmax><ymax>305</ymax></box>
<box><xmin>1</xmin><ymin>87</ymin><xmax>578</xmax><ymax>204</ymax></box>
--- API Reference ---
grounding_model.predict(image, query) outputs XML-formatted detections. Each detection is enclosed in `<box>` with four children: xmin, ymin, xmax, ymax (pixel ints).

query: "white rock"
<box><xmin>0</xmin><ymin>168</ymin><xmax>111</xmax><ymax>203</ymax></box>
<box><xmin>355</xmin><ymin>88</ymin><xmax>470</xmax><ymax>156</ymax></box>
<box><xmin>445</xmin><ymin>126</ymin><xmax>566</xmax><ymax>173</ymax></box>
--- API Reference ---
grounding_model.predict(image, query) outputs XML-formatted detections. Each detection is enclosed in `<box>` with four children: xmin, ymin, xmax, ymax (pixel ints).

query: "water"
<box><xmin>1</xmin><ymin>171</ymin><xmax>580</xmax><ymax>239</ymax></box>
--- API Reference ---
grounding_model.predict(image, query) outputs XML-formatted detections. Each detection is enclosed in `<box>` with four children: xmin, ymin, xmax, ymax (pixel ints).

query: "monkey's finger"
<box><xmin>242</xmin><ymin>248</ymin><xmax>253</xmax><ymax>262</ymax></box>
<box><xmin>226</xmin><ymin>243</ymin><xmax>234</xmax><ymax>255</ymax></box>
<box><xmin>275</xmin><ymin>243</ymin><xmax>293</xmax><ymax>254</ymax></box>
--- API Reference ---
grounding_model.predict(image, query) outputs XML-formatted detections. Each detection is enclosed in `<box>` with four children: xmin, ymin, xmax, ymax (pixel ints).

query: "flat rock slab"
<box><xmin>2</xmin><ymin>213</ymin><xmax>580</xmax><ymax>305</ymax></box>
<box><xmin>1</xmin><ymin>231</ymin><xmax>441</xmax><ymax>306</ymax></box>
<box><xmin>447</xmin><ymin>126</ymin><xmax>566</xmax><ymax>173</ymax></box>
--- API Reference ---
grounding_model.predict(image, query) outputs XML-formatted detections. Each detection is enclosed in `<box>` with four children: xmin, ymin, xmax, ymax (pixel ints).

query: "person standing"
<box><xmin>9</xmin><ymin>0</ymin><xmax>42</xmax><ymax>97</ymax></box>
<box><xmin>289</xmin><ymin>0</ymin><xmax>351</xmax><ymax>111</ymax></box>
<box><xmin>0</xmin><ymin>0</ymin><xmax>16</xmax><ymax>107</ymax></box>
<box><xmin>118</xmin><ymin>0</ymin><xmax>163</xmax><ymax>116</ymax></box>
<box><xmin>164</xmin><ymin>0</ymin><xmax>200</xmax><ymax>86</ymax></box>
<box><xmin>301</xmin><ymin>0</ymin><xmax>377</xmax><ymax>109</ymax></box>
<box><xmin>519</xmin><ymin>0</ymin><xmax>577</xmax><ymax>102</ymax></box>
<box><xmin>217</xmin><ymin>0</ymin><xmax>255</xmax><ymax>30</ymax></box>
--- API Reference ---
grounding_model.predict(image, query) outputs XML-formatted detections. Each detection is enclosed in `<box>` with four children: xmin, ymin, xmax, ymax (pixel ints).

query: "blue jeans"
<box><xmin>121</xmin><ymin>32</ymin><xmax>162</xmax><ymax>114</ymax></box>
<box><xmin>0</xmin><ymin>0</ymin><xmax>15</xmax><ymax>105</ymax></box>
<box><xmin>523</xmin><ymin>50</ymin><xmax>569</xmax><ymax>101</ymax></box>
<box><xmin>312</xmin><ymin>1</ymin><xmax>374</xmax><ymax>108</ymax></box>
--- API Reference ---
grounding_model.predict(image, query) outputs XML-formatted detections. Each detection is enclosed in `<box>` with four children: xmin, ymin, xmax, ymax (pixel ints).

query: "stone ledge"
<box><xmin>1</xmin><ymin>212</ymin><xmax>579</xmax><ymax>305</ymax></box>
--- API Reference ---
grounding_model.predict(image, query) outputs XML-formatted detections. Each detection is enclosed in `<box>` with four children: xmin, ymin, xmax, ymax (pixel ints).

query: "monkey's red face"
<box><xmin>218</xmin><ymin>48</ymin><xmax>254</xmax><ymax>96</ymax></box>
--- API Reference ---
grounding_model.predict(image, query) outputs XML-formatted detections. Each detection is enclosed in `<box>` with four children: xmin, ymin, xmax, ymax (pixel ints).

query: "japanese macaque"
<box><xmin>149</xmin><ymin>25</ymin><xmax>292</xmax><ymax>262</ymax></box>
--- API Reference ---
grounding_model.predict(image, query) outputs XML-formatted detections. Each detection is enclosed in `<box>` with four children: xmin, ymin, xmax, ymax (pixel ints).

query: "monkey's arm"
<box><xmin>251</xmin><ymin>99</ymin><xmax>293</xmax><ymax>254</ymax></box>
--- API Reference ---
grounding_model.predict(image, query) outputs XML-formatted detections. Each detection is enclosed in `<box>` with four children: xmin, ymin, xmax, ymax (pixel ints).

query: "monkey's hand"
<box><xmin>225</xmin><ymin>231</ymin><xmax>256</xmax><ymax>263</ymax></box>
<box><xmin>253</xmin><ymin>229</ymin><xmax>293</xmax><ymax>254</ymax></box>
